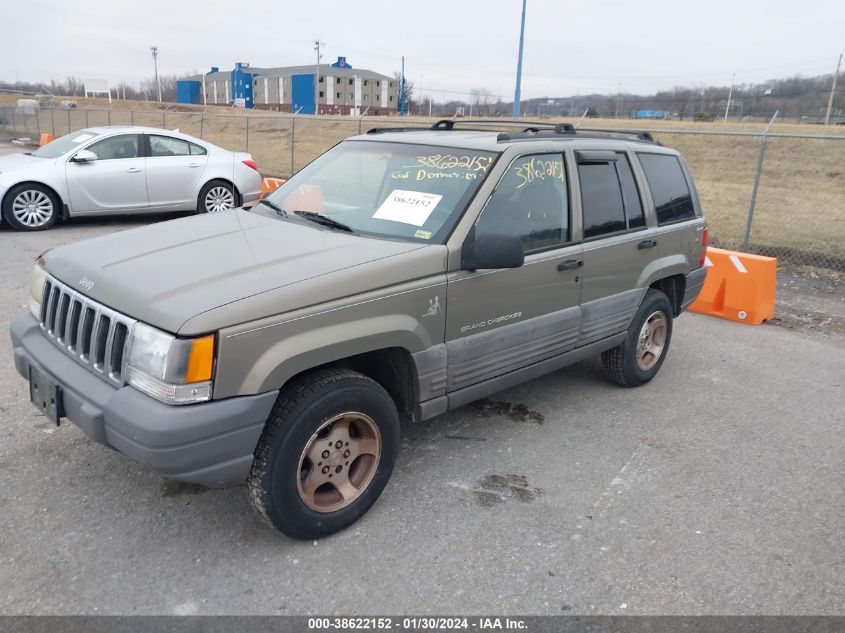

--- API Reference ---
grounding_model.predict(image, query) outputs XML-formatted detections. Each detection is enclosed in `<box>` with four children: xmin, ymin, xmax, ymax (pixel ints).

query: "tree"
<box><xmin>393</xmin><ymin>72</ymin><xmax>415</xmax><ymax>113</ymax></box>
<box><xmin>469</xmin><ymin>88</ymin><xmax>497</xmax><ymax>116</ymax></box>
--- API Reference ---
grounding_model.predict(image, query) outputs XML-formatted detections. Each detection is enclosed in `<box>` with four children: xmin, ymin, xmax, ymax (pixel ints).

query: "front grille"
<box><xmin>40</xmin><ymin>276</ymin><xmax>137</xmax><ymax>386</ymax></box>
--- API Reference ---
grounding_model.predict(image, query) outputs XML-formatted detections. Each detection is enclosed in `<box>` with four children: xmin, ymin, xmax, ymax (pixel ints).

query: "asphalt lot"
<box><xmin>0</xmin><ymin>147</ymin><xmax>843</xmax><ymax>616</ymax></box>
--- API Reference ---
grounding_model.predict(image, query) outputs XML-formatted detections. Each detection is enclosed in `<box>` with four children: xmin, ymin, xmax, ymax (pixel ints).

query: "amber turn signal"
<box><xmin>185</xmin><ymin>335</ymin><xmax>215</xmax><ymax>383</ymax></box>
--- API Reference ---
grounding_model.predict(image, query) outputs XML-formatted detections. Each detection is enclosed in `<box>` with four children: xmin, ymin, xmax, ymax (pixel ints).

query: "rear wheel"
<box><xmin>198</xmin><ymin>180</ymin><xmax>237</xmax><ymax>213</ymax></box>
<box><xmin>602</xmin><ymin>289</ymin><xmax>674</xmax><ymax>387</ymax></box>
<box><xmin>2</xmin><ymin>184</ymin><xmax>59</xmax><ymax>231</ymax></box>
<box><xmin>247</xmin><ymin>368</ymin><xmax>400</xmax><ymax>539</ymax></box>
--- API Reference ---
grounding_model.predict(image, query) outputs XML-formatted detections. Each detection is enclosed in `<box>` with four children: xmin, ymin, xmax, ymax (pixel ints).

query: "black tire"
<box><xmin>2</xmin><ymin>183</ymin><xmax>60</xmax><ymax>231</ymax></box>
<box><xmin>602</xmin><ymin>289</ymin><xmax>674</xmax><ymax>388</ymax></box>
<box><xmin>247</xmin><ymin>368</ymin><xmax>400</xmax><ymax>539</ymax></box>
<box><xmin>197</xmin><ymin>179</ymin><xmax>238</xmax><ymax>214</ymax></box>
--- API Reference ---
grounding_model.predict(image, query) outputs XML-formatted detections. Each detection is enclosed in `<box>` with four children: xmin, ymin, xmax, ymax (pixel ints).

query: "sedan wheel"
<box><xmin>204</xmin><ymin>186</ymin><xmax>235</xmax><ymax>213</ymax></box>
<box><xmin>12</xmin><ymin>189</ymin><xmax>55</xmax><ymax>228</ymax></box>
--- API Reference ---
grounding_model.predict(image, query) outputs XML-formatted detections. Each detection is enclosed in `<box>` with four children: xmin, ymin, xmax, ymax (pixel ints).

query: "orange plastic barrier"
<box><xmin>259</xmin><ymin>177</ymin><xmax>286</xmax><ymax>198</ymax></box>
<box><xmin>39</xmin><ymin>133</ymin><xmax>55</xmax><ymax>146</ymax></box>
<box><xmin>689</xmin><ymin>247</ymin><xmax>776</xmax><ymax>325</ymax></box>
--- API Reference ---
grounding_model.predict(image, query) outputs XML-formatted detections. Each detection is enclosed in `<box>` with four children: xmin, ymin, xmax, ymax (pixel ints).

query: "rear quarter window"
<box><xmin>638</xmin><ymin>153</ymin><xmax>696</xmax><ymax>224</ymax></box>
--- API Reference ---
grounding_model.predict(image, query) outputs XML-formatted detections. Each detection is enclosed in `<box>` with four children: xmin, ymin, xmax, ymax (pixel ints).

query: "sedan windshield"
<box><xmin>32</xmin><ymin>130</ymin><xmax>100</xmax><ymax>159</ymax></box>
<box><xmin>257</xmin><ymin>140</ymin><xmax>497</xmax><ymax>242</ymax></box>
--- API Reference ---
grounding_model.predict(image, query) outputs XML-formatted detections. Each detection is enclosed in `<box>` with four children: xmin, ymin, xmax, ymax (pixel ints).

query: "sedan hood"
<box><xmin>0</xmin><ymin>153</ymin><xmax>54</xmax><ymax>175</ymax></box>
<box><xmin>45</xmin><ymin>210</ymin><xmax>431</xmax><ymax>334</ymax></box>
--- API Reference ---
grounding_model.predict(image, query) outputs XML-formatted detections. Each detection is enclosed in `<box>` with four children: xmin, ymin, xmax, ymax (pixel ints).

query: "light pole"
<box><xmin>512</xmin><ymin>0</ymin><xmax>527</xmax><ymax>117</ymax></box>
<box><xmin>724</xmin><ymin>72</ymin><xmax>735</xmax><ymax>123</ymax></box>
<box><xmin>150</xmin><ymin>46</ymin><xmax>162</xmax><ymax>102</ymax></box>
<box><xmin>313</xmin><ymin>39</ymin><xmax>323</xmax><ymax>115</ymax></box>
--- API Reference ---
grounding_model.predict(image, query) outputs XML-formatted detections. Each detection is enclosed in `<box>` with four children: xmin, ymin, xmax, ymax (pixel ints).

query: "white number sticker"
<box><xmin>372</xmin><ymin>189</ymin><xmax>442</xmax><ymax>227</ymax></box>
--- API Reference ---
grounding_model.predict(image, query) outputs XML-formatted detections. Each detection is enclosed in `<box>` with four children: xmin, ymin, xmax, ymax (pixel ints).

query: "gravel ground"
<box><xmin>0</xmin><ymin>144</ymin><xmax>842</xmax><ymax>616</ymax></box>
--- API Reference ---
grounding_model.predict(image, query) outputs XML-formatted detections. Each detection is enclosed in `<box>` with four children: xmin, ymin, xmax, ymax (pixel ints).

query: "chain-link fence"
<box><xmin>2</xmin><ymin>106</ymin><xmax>844</xmax><ymax>271</ymax></box>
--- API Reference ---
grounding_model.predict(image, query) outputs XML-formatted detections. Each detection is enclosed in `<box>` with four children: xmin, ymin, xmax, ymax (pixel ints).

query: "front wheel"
<box><xmin>602</xmin><ymin>288</ymin><xmax>674</xmax><ymax>387</ymax></box>
<box><xmin>2</xmin><ymin>183</ymin><xmax>59</xmax><ymax>231</ymax></box>
<box><xmin>198</xmin><ymin>180</ymin><xmax>237</xmax><ymax>213</ymax></box>
<box><xmin>247</xmin><ymin>369</ymin><xmax>400</xmax><ymax>539</ymax></box>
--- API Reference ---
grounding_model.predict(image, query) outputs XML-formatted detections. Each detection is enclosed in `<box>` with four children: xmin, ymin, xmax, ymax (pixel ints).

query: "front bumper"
<box><xmin>10</xmin><ymin>313</ymin><xmax>277</xmax><ymax>487</ymax></box>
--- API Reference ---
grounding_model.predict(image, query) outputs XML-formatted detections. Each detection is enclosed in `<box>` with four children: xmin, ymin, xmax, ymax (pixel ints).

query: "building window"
<box><xmin>389</xmin><ymin>82</ymin><xmax>393</xmax><ymax>88</ymax></box>
<box><xmin>336</xmin><ymin>92</ymin><xmax>341</xmax><ymax>99</ymax></box>
<box><xmin>319</xmin><ymin>76</ymin><xmax>324</xmax><ymax>83</ymax></box>
<box><xmin>363</xmin><ymin>94</ymin><xmax>368</xmax><ymax>101</ymax></box>
<box><xmin>389</xmin><ymin>95</ymin><xmax>393</xmax><ymax>102</ymax></box>
<box><xmin>349</xmin><ymin>93</ymin><xmax>354</xmax><ymax>100</ymax></box>
<box><xmin>376</xmin><ymin>81</ymin><xmax>380</xmax><ymax>87</ymax></box>
<box><xmin>319</xmin><ymin>91</ymin><xmax>324</xmax><ymax>98</ymax></box>
<box><xmin>348</xmin><ymin>78</ymin><xmax>353</xmax><ymax>85</ymax></box>
<box><xmin>363</xmin><ymin>80</ymin><xmax>368</xmax><ymax>86</ymax></box>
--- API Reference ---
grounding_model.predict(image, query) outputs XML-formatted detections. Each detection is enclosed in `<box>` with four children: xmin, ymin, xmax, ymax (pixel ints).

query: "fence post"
<box><xmin>35</xmin><ymin>111</ymin><xmax>41</xmax><ymax>137</ymax></box>
<box><xmin>358</xmin><ymin>117</ymin><xmax>362</xmax><ymax>135</ymax></box>
<box><xmin>85</xmin><ymin>110</ymin><xmax>89</xmax><ymax>128</ymax></box>
<box><xmin>245</xmin><ymin>116</ymin><xmax>250</xmax><ymax>152</ymax></box>
<box><xmin>130</xmin><ymin>110</ymin><xmax>134</xmax><ymax>126</ymax></box>
<box><xmin>741</xmin><ymin>111</ymin><xmax>778</xmax><ymax>252</ymax></box>
<box><xmin>290</xmin><ymin>117</ymin><xmax>296</xmax><ymax>177</ymax></box>
<box><xmin>107</xmin><ymin>110</ymin><xmax>111</xmax><ymax>126</ymax></box>
<box><xmin>50</xmin><ymin>108</ymin><xmax>55</xmax><ymax>136</ymax></box>
<box><xmin>162</xmin><ymin>111</ymin><xmax>166</xmax><ymax>128</ymax></box>
<box><xmin>67</xmin><ymin>109</ymin><xmax>71</xmax><ymax>133</ymax></box>
<box><xmin>199</xmin><ymin>113</ymin><xmax>204</xmax><ymax>139</ymax></box>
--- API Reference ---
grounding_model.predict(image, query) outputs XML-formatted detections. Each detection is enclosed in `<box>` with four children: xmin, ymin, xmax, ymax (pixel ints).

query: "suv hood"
<box><xmin>45</xmin><ymin>209</ymin><xmax>433</xmax><ymax>334</ymax></box>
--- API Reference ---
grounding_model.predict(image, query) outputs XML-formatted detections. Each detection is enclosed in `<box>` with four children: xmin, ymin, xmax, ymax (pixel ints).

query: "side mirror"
<box><xmin>463</xmin><ymin>230</ymin><xmax>524</xmax><ymax>271</ymax></box>
<box><xmin>71</xmin><ymin>149</ymin><xmax>97</xmax><ymax>163</ymax></box>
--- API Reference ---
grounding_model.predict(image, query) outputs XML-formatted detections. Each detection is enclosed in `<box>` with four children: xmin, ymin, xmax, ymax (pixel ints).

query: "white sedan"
<box><xmin>0</xmin><ymin>126</ymin><xmax>263</xmax><ymax>231</ymax></box>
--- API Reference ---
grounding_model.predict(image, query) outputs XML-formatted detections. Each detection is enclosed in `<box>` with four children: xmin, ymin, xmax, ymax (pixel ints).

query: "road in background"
<box><xmin>0</xmin><ymin>143</ymin><xmax>842</xmax><ymax>615</ymax></box>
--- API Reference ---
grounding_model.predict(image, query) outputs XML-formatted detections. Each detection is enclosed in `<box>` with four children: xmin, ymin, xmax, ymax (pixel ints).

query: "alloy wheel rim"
<box><xmin>297</xmin><ymin>412</ymin><xmax>382</xmax><ymax>513</ymax></box>
<box><xmin>636</xmin><ymin>311</ymin><xmax>668</xmax><ymax>371</ymax></box>
<box><xmin>12</xmin><ymin>190</ymin><xmax>54</xmax><ymax>227</ymax></box>
<box><xmin>205</xmin><ymin>186</ymin><xmax>234</xmax><ymax>212</ymax></box>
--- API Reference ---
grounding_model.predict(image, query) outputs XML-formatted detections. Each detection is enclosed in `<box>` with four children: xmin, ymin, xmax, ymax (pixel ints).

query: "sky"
<box><xmin>2</xmin><ymin>0</ymin><xmax>843</xmax><ymax>100</ymax></box>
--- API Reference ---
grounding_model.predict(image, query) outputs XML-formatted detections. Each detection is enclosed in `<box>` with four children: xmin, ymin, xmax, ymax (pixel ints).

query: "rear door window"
<box><xmin>149</xmin><ymin>135</ymin><xmax>191</xmax><ymax>157</ymax></box>
<box><xmin>637</xmin><ymin>153</ymin><xmax>695</xmax><ymax>224</ymax></box>
<box><xmin>577</xmin><ymin>152</ymin><xmax>644</xmax><ymax>239</ymax></box>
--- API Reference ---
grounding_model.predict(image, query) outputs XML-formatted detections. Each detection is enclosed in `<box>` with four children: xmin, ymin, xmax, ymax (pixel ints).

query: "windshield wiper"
<box><xmin>293</xmin><ymin>210</ymin><xmax>354</xmax><ymax>233</ymax></box>
<box><xmin>254</xmin><ymin>198</ymin><xmax>286</xmax><ymax>217</ymax></box>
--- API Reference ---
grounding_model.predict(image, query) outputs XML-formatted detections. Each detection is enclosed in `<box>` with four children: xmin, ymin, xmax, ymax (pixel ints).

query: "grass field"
<box><xmin>2</xmin><ymin>95</ymin><xmax>843</xmax><ymax>268</ymax></box>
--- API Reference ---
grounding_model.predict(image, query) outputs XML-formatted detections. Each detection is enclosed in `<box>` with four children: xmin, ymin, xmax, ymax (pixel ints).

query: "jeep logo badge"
<box><xmin>78</xmin><ymin>276</ymin><xmax>95</xmax><ymax>292</ymax></box>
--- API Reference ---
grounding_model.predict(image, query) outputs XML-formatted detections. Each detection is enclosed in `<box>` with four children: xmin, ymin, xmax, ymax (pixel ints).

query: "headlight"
<box><xmin>28</xmin><ymin>256</ymin><xmax>48</xmax><ymax>319</ymax></box>
<box><xmin>125</xmin><ymin>322</ymin><xmax>215</xmax><ymax>405</ymax></box>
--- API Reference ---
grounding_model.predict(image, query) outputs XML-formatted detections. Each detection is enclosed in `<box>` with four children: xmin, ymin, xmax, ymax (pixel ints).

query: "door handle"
<box><xmin>187</xmin><ymin>163</ymin><xmax>200</xmax><ymax>168</ymax></box>
<box><xmin>126</xmin><ymin>167</ymin><xmax>142</xmax><ymax>173</ymax></box>
<box><xmin>638</xmin><ymin>239</ymin><xmax>657</xmax><ymax>249</ymax></box>
<box><xmin>557</xmin><ymin>259</ymin><xmax>583</xmax><ymax>271</ymax></box>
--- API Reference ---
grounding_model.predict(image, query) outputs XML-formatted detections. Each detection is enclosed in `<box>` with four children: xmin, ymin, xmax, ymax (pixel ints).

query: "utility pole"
<box><xmin>313</xmin><ymin>39</ymin><xmax>323</xmax><ymax>115</ymax></box>
<box><xmin>824</xmin><ymin>53</ymin><xmax>842</xmax><ymax>125</ymax></box>
<box><xmin>512</xmin><ymin>0</ymin><xmax>527</xmax><ymax>117</ymax></box>
<box><xmin>615</xmin><ymin>82</ymin><xmax>621</xmax><ymax>119</ymax></box>
<box><xmin>150</xmin><ymin>46</ymin><xmax>162</xmax><ymax>102</ymax></box>
<box><xmin>400</xmin><ymin>56</ymin><xmax>405</xmax><ymax>116</ymax></box>
<box><xmin>724</xmin><ymin>72</ymin><xmax>735</xmax><ymax>123</ymax></box>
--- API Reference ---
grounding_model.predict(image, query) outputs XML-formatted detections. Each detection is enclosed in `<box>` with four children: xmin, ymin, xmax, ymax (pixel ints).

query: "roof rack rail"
<box><xmin>366</xmin><ymin>126</ymin><xmax>433</xmax><ymax>135</ymax></box>
<box><xmin>576</xmin><ymin>127</ymin><xmax>660</xmax><ymax>144</ymax></box>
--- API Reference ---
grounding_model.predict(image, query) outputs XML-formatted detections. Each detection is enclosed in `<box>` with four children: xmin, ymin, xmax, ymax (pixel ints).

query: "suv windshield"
<box><xmin>32</xmin><ymin>130</ymin><xmax>100</xmax><ymax>159</ymax></box>
<box><xmin>257</xmin><ymin>140</ymin><xmax>497</xmax><ymax>242</ymax></box>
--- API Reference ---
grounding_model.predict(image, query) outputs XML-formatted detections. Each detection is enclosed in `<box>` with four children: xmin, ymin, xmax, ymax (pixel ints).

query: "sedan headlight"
<box><xmin>125</xmin><ymin>322</ymin><xmax>215</xmax><ymax>405</ymax></box>
<box><xmin>29</xmin><ymin>256</ymin><xmax>49</xmax><ymax>319</ymax></box>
